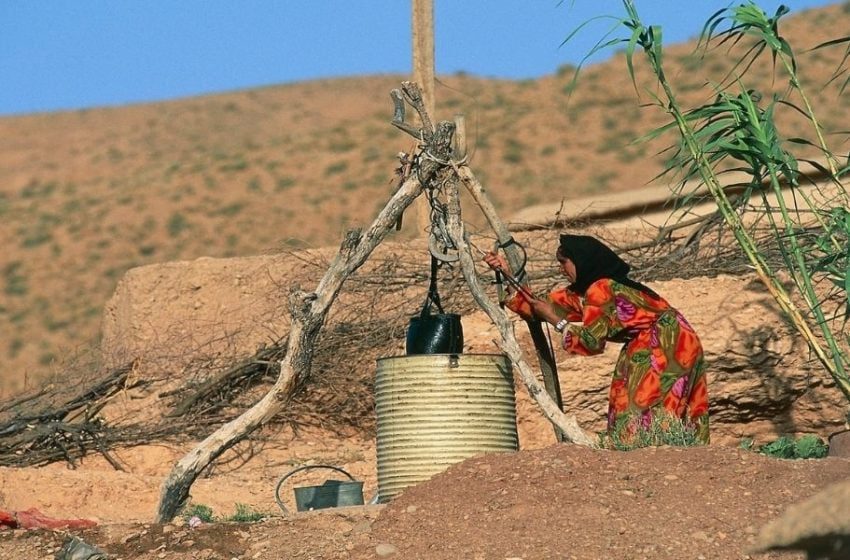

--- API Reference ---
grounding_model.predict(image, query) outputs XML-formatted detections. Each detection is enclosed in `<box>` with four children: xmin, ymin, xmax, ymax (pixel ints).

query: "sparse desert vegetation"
<box><xmin>0</xmin><ymin>3</ymin><xmax>849</xmax><ymax>397</ymax></box>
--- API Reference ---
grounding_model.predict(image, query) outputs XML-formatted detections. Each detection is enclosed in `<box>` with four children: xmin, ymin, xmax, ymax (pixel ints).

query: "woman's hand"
<box><xmin>529</xmin><ymin>298</ymin><xmax>561</xmax><ymax>326</ymax></box>
<box><xmin>483</xmin><ymin>251</ymin><xmax>510</xmax><ymax>274</ymax></box>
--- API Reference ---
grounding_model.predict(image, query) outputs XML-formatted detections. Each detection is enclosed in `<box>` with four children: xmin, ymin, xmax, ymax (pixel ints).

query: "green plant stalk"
<box><xmin>725</xmin><ymin>86</ymin><xmax>835</xmax><ymax>335</ymax></box>
<box><xmin>767</xmin><ymin>11</ymin><xmax>849</xmax><ymax>258</ymax></box>
<box><xmin>795</xmin><ymin>186</ymin><xmax>845</xmax><ymax>255</ymax></box>
<box><xmin>761</xmin><ymin>163</ymin><xmax>849</xmax><ymax>386</ymax></box>
<box><xmin>779</xmin><ymin>66</ymin><xmax>847</xmax><ymax>255</ymax></box>
<box><xmin>777</xmin><ymin>56</ymin><xmax>840</xmax><ymax>177</ymax></box>
<box><xmin>774</xmin><ymin>42</ymin><xmax>848</xmax><ymax>255</ymax></box>
<box><xmin>623</xmin><ymin>0</ymin><xmax>850</xmax><ymax>401</ymax></box>
<box><xmin>716</xmin><ymin>3</ymin><xmax>847</xmax><ymax>252</ymax></box>
<box><xmin>737</xmin><ymin>5</ymin><xmax>850</xmax><ymax>389</ymax></box>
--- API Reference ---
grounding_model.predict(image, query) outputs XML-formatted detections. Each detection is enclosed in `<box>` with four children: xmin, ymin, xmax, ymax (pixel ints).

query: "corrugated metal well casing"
<box><xmin>374</xmin><ymin>353</ymin><xmax>518</xmax><ymax>502</ymax></box>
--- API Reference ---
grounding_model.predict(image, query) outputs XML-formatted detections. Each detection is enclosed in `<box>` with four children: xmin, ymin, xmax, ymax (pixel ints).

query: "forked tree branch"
<box><xmin>155</xmin><ymin>173</ymin><xmax>424</xmax><ymax>523</ymax></box>
<box><xmin>156</xmin><ymin>81</ymin><xmax>598</xmax><ymax>522</ymax></box>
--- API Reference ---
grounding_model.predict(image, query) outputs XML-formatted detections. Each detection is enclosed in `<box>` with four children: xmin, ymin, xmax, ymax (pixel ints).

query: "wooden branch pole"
<box><xmin>442</xmin><ymin>172</ymin><xmax>596</xmax><ymax>446</ymax></box>
<box><xmin>391</xmin><ymin>81</ymin><xmax>581</xmax><ymax>443</ymax></box>
<box><xmin>156</xmin><ymin>81</ymin><xmax>593</xmax><ymax>522</ymax></box>
<box><xmin>412</xmin><ymin>0</ymin><xmax>436</xmax><ymax>237</ymax></box>
<box><xmin>453</xmin><ymin>163</ymin><xmax>567</xmax><ymax>441</ymax></box>
<box><xmin>155</xmin><ymin>173</ymin><xmax>425</xmax><ymax>523</ymax></box>
<box><xmin>453</xmin><ymin>114</ymin><xmax>467</xmax><ymax>161</ymax></box>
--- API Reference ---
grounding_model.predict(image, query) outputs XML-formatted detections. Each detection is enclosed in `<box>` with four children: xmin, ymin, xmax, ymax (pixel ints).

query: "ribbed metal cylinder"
<box><xmin>375</xmin><ymin>353</ymin><xmax>518</xmax><ymax>502</ymax></box>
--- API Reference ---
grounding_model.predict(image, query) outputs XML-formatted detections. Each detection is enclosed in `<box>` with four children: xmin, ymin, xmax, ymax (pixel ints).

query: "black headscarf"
<box><xmin>557</xmin><ymin>234</ymin><xmax>658</xmax><ymax>298</ymax></box>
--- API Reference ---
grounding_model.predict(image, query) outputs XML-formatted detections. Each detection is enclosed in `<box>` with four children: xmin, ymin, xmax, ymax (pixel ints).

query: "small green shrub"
<box><xmin>503</xmin><ymin>138</ymin><xmax>525</xmax><ymax>164</ymax></box>
<box><xmin>8</xmin><ymin>338</ymin><xmax>24</xmax><ymax>358</ymax></box>
<box><xmin>603</xmin><ymin>414</ymin><xmax>702</xmax><ymax>451</ymax></box>
<box><xmin>247</xmin><ymin>176</ymin><xmax>262</xmax><ymax>192</ymax></box>
<box><xmin>793</xmin><ymin>435</ymin><xmax>829</xmax><ymax>459</ymax></box>
<box><xmin>324</xmin><ymin>161</ymin><xmax>348</xmax><ymax>176</ymax></box>
<box><xmin>363</xmin><ymin>147</ymin><xmax>381</xmax><ymax>162</ymax></box>
<box><xmin>167</xmin><ymin>212</ymin><xmax>190</xmax><ymax>237</ymax></box>
<box><xmin>165</xmin><ymin>162</ymin><xmax>181</xmax><ymax>177</ymax></box>
<box><xmin>213</xmin><ymin>203</ymin><xmax>245</xmax><ymax>217</ymax></box>
<box><xmin>758</xmin><ymin>436</ymin><xmax>797</xmax><ymax>459</ymax></box>
<box><xmin>20</xmin><ymin>221</ymin><xmax>55</xmax><ymax>247</ymax></box>
<box><xmin>218</xmin><ymin>156</ymin><xmax>248</xmax><ymax>172</ymax></box>
<box><xmin>756</xmin><ymin>435</ymin><xmax>829</xmax><ymax>459</ymax></box>
<box><xmin>329</xmin><ymin>137</ymin><xmax>355</xmax><ymax>153</ymax></box>
<box><xmin>556</xmin><ymin>63</ymin><xmax>578</xmax><ymax>78</ymax></box>
<box><xmin>587</xmin><ymin>171</ymin><xmax>616</xmax><ymax>192</ymax></box>
<box><xmin>276</xmin><ymin>176</ymin><xmax>295</xmax><ymax>191</ymax></box>
<box><xmin>179</xmin><ymin>503</ymin><xmax>269</xmax><ymax>524</ymax></box>
<box><xmin>39</xmin><ymin>351</ymin><xmax>56</xmax><ymax>366</ymax></box>
<box><xmin>224</xmin><ymin>503</ymin><xmax>268</xmax><ymax>523</ymax></box>
<box><xmin>107</xmin><ymin>147</ymin><xmax>124</xmax><ymax>162</ymax></box>
<box><xmin>181</xmin><ymin>503</ymin><xmax>215</xmax><ymax>523</ymax></box>
<box><xmin>20</xmin><ymin>180</ymin><xmax>57</xmax><ymax>198</ymax></box>
<box><xmin>4</xmin><ymin>262</ymin><xmax>28</xmax><ymax>296</ymax></box>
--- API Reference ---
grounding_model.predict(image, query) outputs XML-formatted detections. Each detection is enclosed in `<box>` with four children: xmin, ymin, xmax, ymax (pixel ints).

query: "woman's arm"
<box><xmin>563</xmin><ymin>304</ymin><xmax>609</xmax><ymax>356</ymax></box>
<box><xmin>483</xmin><ymin>251</ymin><xmax>537</xmax><ymax>320</ymax></box>
<box><xmin>562</xmin><ymin>279</ymin><xmax>619</xmax><ymax>356</ymax></box>
<box><xmin>482</xmin><ymin>252</ymin><xmax>579</xmax><ymax>326</ymax></box>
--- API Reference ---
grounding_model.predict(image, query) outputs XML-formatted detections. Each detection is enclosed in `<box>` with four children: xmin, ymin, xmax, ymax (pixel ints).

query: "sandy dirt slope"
<box><xmin>1</xmin><ymin>445</ymin><xmax>848</xmax><ymax>560</ymax></box>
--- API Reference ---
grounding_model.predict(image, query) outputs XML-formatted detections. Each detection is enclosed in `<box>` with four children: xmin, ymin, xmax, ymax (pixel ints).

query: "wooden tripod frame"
<box><xmin>155</xmin><ymin>80</ymin><xmax>594</xmax><ymax>524</ymax></box>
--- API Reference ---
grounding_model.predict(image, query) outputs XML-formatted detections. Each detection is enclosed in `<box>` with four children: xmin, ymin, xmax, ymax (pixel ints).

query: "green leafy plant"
<box><xmin>758</xmin><ymin>436</ymin><xmax>797</xmax><ymax>459</ymax></box>
<box><xmin>181</xmin><ymin>503</ymin><xmax>215</xmax><ymax>523</ymax></box>
<box><xmin>603</xmin><ymin>414</ymin><xmax>702</xmax><ymax>451</ymax></box>
<box><xmin>792</xmin><ymin>434</ymin><xmax>829</xmax><ymax>459</ymax></box>
<box><xmin>167</xmin><ymin>212</ymin><xmax>190</xmax><ymax>237</ymax></box>
<box><xmin>757</xmin><ymin>435</ymin><xmax>829</xmax><ymax>459</ymax></box>
<box><xmin>324</xmin><ymin>161</ymin><xmax>348</xmax><ymax>176</ymax></box>
<box><xmin>223</xmin><ymin>503</ymin><xmax>268</xmax><ymax>523</ymax></box>
<box><xmin>4</xmin><ymin>262</ymin><xmax>28</xmax><ymax>296</ymax></box>
<box><xmin>179</xmin><ymin>503</ymin><xmax>270</xmax><ymax>524</ymax></box>
<box><xmin>568</xmin><ymin>1</ymin><xmax>850</xmax><ymax>408</ymax></box>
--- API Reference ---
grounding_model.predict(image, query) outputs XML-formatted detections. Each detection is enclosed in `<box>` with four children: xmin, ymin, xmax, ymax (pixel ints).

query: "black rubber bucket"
<box><xmin>275</xmin><ymin>465</ymin><xmax>364</xmax><ymax>514</ymax></box>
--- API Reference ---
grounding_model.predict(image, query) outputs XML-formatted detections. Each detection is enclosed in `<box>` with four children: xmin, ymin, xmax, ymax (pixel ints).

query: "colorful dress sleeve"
<box><xmin>503</xmin><ymin>285</ymin><xmax>583</xmax><ymax>322</ymax></box>
<box><xmin>562</xmin><ymin>279</ymin><xmax>619</xmax><ymax>356</ymax></box>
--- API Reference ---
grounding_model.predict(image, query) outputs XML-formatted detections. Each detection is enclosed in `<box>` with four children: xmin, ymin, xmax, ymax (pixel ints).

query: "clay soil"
<box><xmin>2</xmin><ymin>5</ymin><xmax>850</xmax><ymax>559</ymax></box>
<box><xmin>1</xmin><ymin>220</ymin><xmax>849</xmax><ymax>560</ymax></box>
<box><xmin>1</xmin><ymin>441</ymin><xmax>848</xmax><ymax>560</ymax></box>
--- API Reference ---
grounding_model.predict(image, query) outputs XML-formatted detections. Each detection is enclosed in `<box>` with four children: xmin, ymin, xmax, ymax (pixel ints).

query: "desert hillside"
<box><xmin>1</xmin><ymin>2</ymin><xmax>850</xmax><ymax>391</ymax></box>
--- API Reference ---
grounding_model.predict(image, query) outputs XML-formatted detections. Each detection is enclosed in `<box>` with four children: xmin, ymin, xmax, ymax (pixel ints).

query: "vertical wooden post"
<box><xmin>453</xmin><ymin>114</ymin><xmax>467</xmax><ymax>160</ymax></box>
<box><xmin>454</xmin><ymin>165</ymin><xmax>566</xmax><ymax>442</ymax></box>
<box><xmin>412</xmin><ymin>0</ymin><xmax>435</xmax><ymax>237</ymax></box>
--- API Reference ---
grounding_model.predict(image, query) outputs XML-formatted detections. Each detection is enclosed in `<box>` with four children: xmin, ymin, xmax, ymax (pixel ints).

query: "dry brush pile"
<box><xmin>0</xmin><ymin>215</ymin><xmax>807</xmax><ymax>471</ymax></box>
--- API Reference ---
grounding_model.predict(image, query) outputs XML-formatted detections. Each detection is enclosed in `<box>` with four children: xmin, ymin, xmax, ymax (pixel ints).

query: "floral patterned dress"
<box><xmin>508</xmin><ymin>278</ymin><xmax>709</xmax><ymax>446</ymax></box>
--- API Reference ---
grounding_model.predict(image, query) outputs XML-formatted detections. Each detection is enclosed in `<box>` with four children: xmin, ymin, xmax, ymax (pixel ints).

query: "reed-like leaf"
<box><xmin>611</xmin><ymin>0</ymin><xmax>850</xmax><ymax>402</ymax></box>
<box><xmin>811</xmin><ymin>35</ymin><xmax>850</xmax><ymax>94</ymax></box>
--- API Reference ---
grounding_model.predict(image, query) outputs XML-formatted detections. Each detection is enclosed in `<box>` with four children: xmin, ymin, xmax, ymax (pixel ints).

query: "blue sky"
<box><xmin>0</xmin><ymin>1</ymin><xmax>839</xmax><ymax>116</ymax></box>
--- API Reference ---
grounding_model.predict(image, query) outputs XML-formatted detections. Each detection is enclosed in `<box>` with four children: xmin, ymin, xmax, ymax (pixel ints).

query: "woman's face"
<box><xmin>557</xmin><ymin>256</ymin><xmax>577</xmax><ymax>283</ymax></box>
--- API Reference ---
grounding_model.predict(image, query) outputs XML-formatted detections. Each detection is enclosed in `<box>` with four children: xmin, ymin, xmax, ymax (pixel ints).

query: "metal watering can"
<box><xmin>274</xmin><ymin>465</ymin><xmax>364</xmax><ymax>515</ymax></box>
